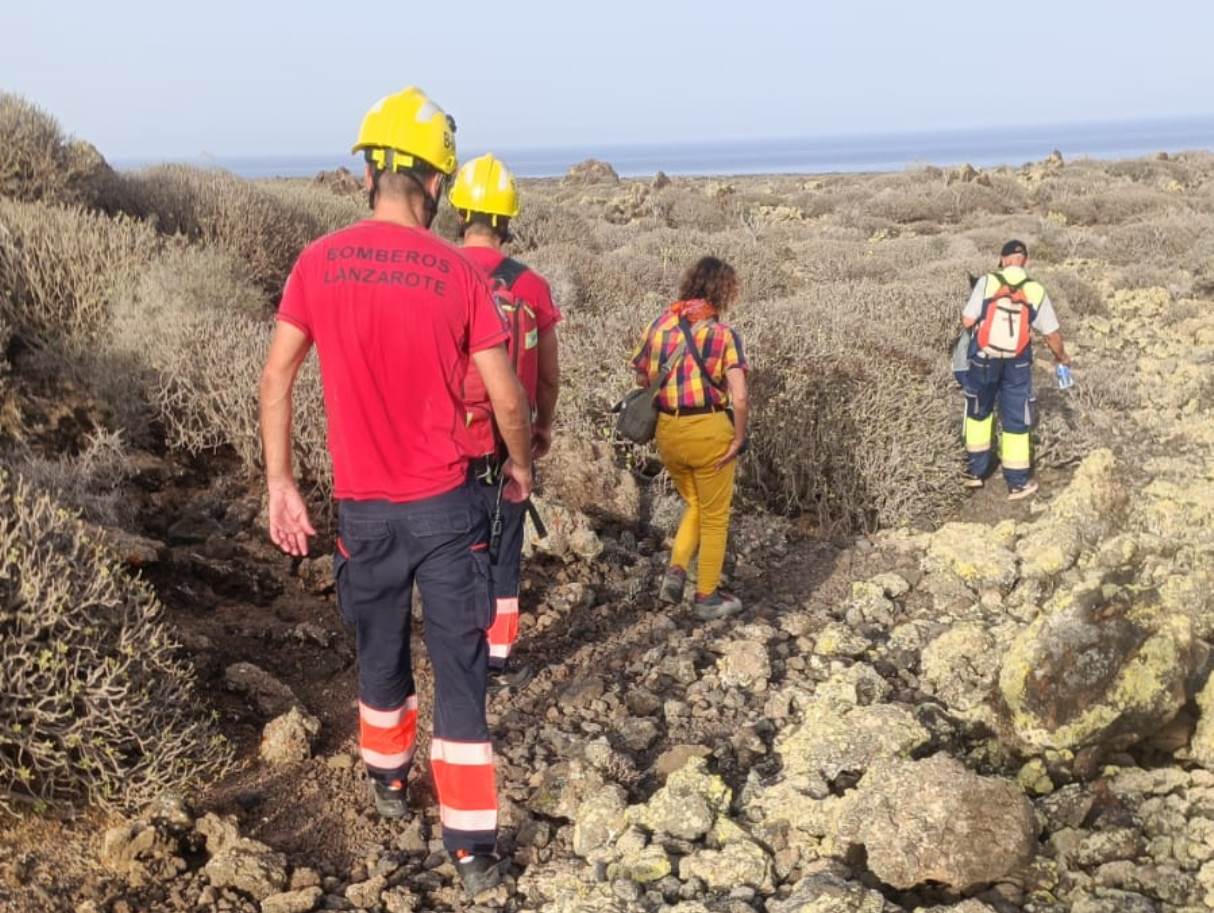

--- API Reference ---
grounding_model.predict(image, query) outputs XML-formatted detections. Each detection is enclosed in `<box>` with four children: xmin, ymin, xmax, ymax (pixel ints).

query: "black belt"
<box><xmin>657</xmin><ymin>403</ymin><xmax>727</xmax><ymax>417</ymax></box>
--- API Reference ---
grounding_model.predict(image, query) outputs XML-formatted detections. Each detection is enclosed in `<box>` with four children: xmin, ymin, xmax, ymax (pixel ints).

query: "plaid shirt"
<box><xmin>631</xmin><ymin>312</ymin><xmax>748</xmax><ymax>411</ymax></box>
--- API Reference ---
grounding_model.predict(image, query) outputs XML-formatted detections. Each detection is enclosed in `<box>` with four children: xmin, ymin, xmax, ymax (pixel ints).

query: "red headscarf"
<box><xmin>669</xmin><ymin>298</ymin><xmax>719</xmax><ymax>324</ymax></box>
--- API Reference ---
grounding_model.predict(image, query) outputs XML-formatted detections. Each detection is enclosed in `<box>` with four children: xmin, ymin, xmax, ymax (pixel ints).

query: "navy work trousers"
<box><xmin>334</xmin><ymin>481</ymin><xmax>498</xmax><ymax>855</ymax></box>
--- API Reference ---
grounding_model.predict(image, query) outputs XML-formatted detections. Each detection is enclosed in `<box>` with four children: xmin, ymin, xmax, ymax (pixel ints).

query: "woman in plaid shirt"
<box><xmin>630</xmin><ymin>256</ymin><xmax>750</xmax><ymax>620</ymax></box>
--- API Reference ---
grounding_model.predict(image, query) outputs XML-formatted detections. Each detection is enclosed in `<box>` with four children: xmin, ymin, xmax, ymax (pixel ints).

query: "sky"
<box><xmin>2</xmin><ymin>0</ymin><xmax>1213</xmax><ymax>161</ymax></box>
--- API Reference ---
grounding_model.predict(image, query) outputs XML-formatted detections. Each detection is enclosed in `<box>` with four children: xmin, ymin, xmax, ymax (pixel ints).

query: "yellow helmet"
<box><xmin>449</xmin><ymin>153</ymin><xmax>521</xmax><ymax>223</ymax></box>
<box><xmin>352</xmin><ymin>87</ymin><xmax>457</xmax><ymax>176</ymax></box>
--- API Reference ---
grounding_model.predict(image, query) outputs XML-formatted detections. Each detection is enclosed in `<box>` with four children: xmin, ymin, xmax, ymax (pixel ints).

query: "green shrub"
<box><xmin>0</xmin><ymin>466</ymin><xmax>231</xmax><ymax>813</ymax></box>
<box><xmin>0</xmin><ymin>198</ymin><xmax>159</xmax><ymax>349</ymax></box>
<box><xmin>118</xmin><ymin>164</ymin><xmax>321</xmax><ymax>290</ymax></box>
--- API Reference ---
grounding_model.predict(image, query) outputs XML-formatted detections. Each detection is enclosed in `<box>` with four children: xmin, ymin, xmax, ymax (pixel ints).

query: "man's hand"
<box><xmin>267</xmin><ymin>479</ymin><xmax>316</xmax><ymax>556</ymax></box>
<box><xmin>532</xmin><ymin>424</ymin><xmax>553</xmax><ymax>459</ymax></box>
<box><xmin>501</xmin><ymin>458</ymin><xmax>534</xmax><ymax>504</ymax></box>
<box><xmin>714</xmin><ymin>437</ymin><xmax>746</xmax><ymax>471</ymax></box>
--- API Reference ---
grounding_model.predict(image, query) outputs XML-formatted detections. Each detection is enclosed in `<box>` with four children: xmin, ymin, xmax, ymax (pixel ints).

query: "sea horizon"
<box><xmin>110</xmin><ymin>113</ymin><xmax>1214</xmax><ymax>181</ymax></box>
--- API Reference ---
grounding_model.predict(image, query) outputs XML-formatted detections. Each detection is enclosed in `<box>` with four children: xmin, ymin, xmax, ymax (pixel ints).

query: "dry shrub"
<box><xmin>118</xmin><ymin>164</ymin><xmax>321</xmax><ymax>290</ymax></box>
<box><xmin>511</xmin><ymin>195</ymin><xmax>597</xmax><ymax>253</ymax></box>
<box><xmin>0</xmin><ymin>93</ymin><xmax>119</xmax><ymax>208</ymax></box>
<box><xmin>736</xmin><ymin>298</ymin><xmax>962</xmax><ymax>531</ymax></box>
<box><xmin>1105</xmin><ymin>213</ymin><xmax>1208</xmax><ymax>264</ymax></box>
<box><xmin>628</xmin><ymin>229</ymin><xmax>798</xmax><ymax>303</ymax></box>
<box><xmin>527</xmin><ymin>243</ymin><xmax>666</xmax><ymax>314</ymax></box>
<box><xmin>0</xmin><ymin>466</ymin><xmax>231</xmax><ymax>813</ymax></box>
<box><xmin>259</xmin><ymin>180</ymin><xmax>365</xmax><ymax>236</ymax></box>
<box><xmin>0</xmin><ymin>198</ymin><xmax>159</xmax><ymax>349</ymax></box>
<box><xmin>106</xmin><ymin>248</ymin><xmax>330</xmax><ymax>491</ymax></box>
<box><xmin>862</xmin><ymin>179</ymin><xmax>1014</xmax><ymax>226</ymax></box>
<box><xmin>651</xmin><ymin>187</ymin><xmax>739</xmax><ymax>232</ymax></box>
<box><xmin>1036</xmin><ymin>180</ymin><xmax>1171</xmax><ymax>227</ymax></box>
<box><xmin>1032</xmin><ymin>267</ymin><xmax>1106</xmax><ymax>319</ymax></box>
<box><xmin>11</xmin><ymin>429</ymin><xmax>134</xmax><ymax>527</ymax></box>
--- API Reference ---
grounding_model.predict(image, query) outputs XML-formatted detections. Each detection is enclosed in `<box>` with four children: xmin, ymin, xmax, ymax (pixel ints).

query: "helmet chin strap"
<box><xmin>367</xmin><ymin>165</ymin><xmax>443</xmax><ymax>227</ymax></box>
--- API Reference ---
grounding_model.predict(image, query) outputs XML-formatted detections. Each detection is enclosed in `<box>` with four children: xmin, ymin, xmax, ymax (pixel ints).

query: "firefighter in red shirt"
<box><xmin>258</xmin><ymin>88</ymin><xmax>531</xmax><ymax>897</ymax></box>
<box><xmin>449</xmin><ymin>154</ymin><xmax>561</xmax><ymax>690</ymax></box>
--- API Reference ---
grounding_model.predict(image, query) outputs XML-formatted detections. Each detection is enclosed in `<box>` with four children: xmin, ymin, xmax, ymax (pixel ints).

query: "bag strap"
<box><xmin>490</xmin><ymin>256</ymin><xmax>528</xmax><ymax>291</ymax></box>
<box><xmin>644</xmin><ymin>334</ymin><xmax>689</xmax><ymax>401</ymax></box>
<box><xmin>678</xmin><ymin>318</ymin><xmax>726</xmax><ymax>391</ymax></box>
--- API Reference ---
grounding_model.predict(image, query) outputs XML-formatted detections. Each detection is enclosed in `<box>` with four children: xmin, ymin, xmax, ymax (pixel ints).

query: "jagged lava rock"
<box><xmin>837</xmin><ymin>754</ymin><xmax>1037</xmax><ymax>891</ymax></box>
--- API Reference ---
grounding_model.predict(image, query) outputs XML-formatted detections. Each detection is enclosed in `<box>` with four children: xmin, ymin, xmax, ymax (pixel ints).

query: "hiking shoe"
<box><xmin>370</xmin><ymin>779</ymin><xmax>409</xmax><ymax>820</ymax></box>
<box><xmin>489</xmin><ymin>663</ymin><xmax>535</xmax><ymax>691</ymax></box>
<box><xmin>693</xmin><ymin>590</ymin><xmax>744</xmax><ymax>621</ymax></box>
<box><xmin>454</xmin><ymin>851</ymin><xmax>502</xmax><ymax>897</ymax></box>
<box><xmin>659</xmin><ymin>566</ymin><xmax>687</xmax><ymax>604</ymax></box>
<box><xmin>961</xmin><ymin>471</ymin><xmax>984</xmax><ymax>489</ymax></box>
<box><xmin>1008</xmin><ymin>480</ymin><xmax>1040</xmax><ymax>501</ymax></box>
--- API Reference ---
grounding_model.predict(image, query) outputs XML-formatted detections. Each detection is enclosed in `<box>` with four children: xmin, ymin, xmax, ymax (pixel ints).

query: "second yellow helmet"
<box><xmin>352</xmin><ymin>86</ymin><xmax>457</xmax><ymax>176</ymax></box>
<box><xmin>449</xmin><ymin>153</ymin><xmax>521</xmax><ymax>223</ymax></box>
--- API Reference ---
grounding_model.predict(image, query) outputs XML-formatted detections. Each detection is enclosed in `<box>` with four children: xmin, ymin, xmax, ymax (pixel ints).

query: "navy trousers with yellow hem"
<box><xmin>963</xmin><ymin>353</ymin><xmax>1034</xmax><ymax>490</ymax></box>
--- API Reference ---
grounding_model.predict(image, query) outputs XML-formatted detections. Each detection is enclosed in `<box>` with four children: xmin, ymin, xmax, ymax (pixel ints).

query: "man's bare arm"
<box><xmin>1043</xmin><ymin>330</ymin><xmax>1071</xmax><ymax>365</ymax></box>
<box><xmin>259</xmin><ymin>322</ymin><xmax>316</xmax><ymax>555</ymax></box>
<box><xmin>533</xmin><ymin>328</ymin><xmax>559</xmax><ymax>457</ymax></box>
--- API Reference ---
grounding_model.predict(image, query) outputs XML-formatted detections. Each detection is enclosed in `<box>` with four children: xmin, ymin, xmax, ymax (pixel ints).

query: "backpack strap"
<box><xmin>678</xmin><ymin>318</ymin><xmax>727</xmax><ymax>391</ymax></box>
<box><xmin>992</xmin><ymin>271</ymin><xmax>1029</xmax><ymax>293</ymax></box>
<box><xmin>489</xmin><ymin>256</ymin><xmax>528</xmax><ymax>291</ymax></box>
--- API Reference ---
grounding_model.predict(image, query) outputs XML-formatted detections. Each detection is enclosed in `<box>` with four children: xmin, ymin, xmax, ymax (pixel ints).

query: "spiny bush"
<box><xmin>118</xmin><ymin>164</ymin><xmax>321</xmax><ymax>291</ymax></box>
<box><xmin>10</xmin><ymin>429</ymin><xmax>134</xmax><ymax>528</ymax></box>
<box><xmin>106</xmin><ymin>246</ymin><xmax>330</xmax><ymax>491</ymax></box>
<box><xmin>0</xmin><ymin>466</ymin><xmax>232</xmax><ymax>813</ymax></box>
<box><xmin>0</xmin><ymin>93</ymin><xmax>118</xmax><ymax>207</ymax></box>
<box><xmin>511</xmin><ymin>195</ymin><xmax>597</xmax><ymax>253</ymax></box>
<box><xmin>736</xmin><ymin>298</ymin><xmax>963</xmax><ymax>531</ymax></box>
<box><xmin>0</xmin><ymin>198</ymin><xmax>159</xmax><ymax>349</ymax></box>
<box><xmin>258</xmin><ymin>180</ymin><xmax>365</xmax><ymax>237</ymax></box>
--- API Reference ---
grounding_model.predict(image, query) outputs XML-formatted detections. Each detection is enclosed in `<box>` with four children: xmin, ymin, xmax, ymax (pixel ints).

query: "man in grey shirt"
<box><xmin>959</xmin><ymin>240</ymin><xmax>1071</xmax><ymax>500</ymax></box>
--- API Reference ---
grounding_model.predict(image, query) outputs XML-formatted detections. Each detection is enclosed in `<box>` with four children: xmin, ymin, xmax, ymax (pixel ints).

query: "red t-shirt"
<box><xmin>458</xmin><ymin>247</ymin><xmax>562</xmax><ymax>333</ymax></box>
<box><xmin>277</xmin><ymin>220</ymin><xmax>508</xmax><ymax>502</ymax></box>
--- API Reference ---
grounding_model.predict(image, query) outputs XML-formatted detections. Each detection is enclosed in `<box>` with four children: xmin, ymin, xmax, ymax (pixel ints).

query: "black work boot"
<box><xmin>369</xmin><ymin>779</ymin><xmax>409</xmax><ymax>820</ymax></box>
<box><xmin>454</xmin><ymin>851</ymin><xmax>502</xmax><ymax>897</ymax></box>
<box><xmin>488</xmin><ymin>663</ymin><xmax>535</xmax><ymax>692</ymax></box>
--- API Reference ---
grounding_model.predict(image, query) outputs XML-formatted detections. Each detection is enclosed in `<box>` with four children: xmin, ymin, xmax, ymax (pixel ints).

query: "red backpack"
<box><xmin>975</xmin><ymin>272</ymin><xmax>1034</xmax><ymax>358</ymax></box>
<box><xmin>463</xmin><ymin>257</ymin><xmax>540</xmax><ymax>451</ymax></box>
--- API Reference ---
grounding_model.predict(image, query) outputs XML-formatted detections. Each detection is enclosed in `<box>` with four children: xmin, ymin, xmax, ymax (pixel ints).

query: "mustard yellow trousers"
<box><xmin>655</xmin><ymin>411</ymin><xmax>736</xmax><ymax>597</ymax></box>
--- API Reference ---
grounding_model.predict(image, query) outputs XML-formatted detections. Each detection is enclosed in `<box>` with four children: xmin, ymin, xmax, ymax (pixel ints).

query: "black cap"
<box><xmin>1000</xmin><ymin>239</ymin><xmax>1028</xmax><ymax>258</ymax></box>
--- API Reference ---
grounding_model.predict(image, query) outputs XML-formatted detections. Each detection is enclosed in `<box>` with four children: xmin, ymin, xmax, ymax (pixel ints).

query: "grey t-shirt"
<box><xmin>963</xmin><ymin>273</ymin><xmax>1060</xmax><ymax>336</ymax></box>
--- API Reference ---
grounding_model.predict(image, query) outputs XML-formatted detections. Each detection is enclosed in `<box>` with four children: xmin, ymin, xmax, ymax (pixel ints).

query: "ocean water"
<box><xmin>116</xmin><ymin>115</ymin><xmax>1214</xmax><ymax>180</ymax></box>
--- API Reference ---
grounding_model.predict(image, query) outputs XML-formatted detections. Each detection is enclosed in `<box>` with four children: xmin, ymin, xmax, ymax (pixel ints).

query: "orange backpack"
<box><xmin>975</xmin><ymin>272</ymin><xmax>1033</xmax><ymax>358</ymax></box>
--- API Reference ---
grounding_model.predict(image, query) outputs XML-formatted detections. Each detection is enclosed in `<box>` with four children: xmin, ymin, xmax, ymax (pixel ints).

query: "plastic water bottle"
<box><xmin>1056</xmin><ymin>364</ymin><xmax>1074</xmax><ymax>390</ymax></box>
